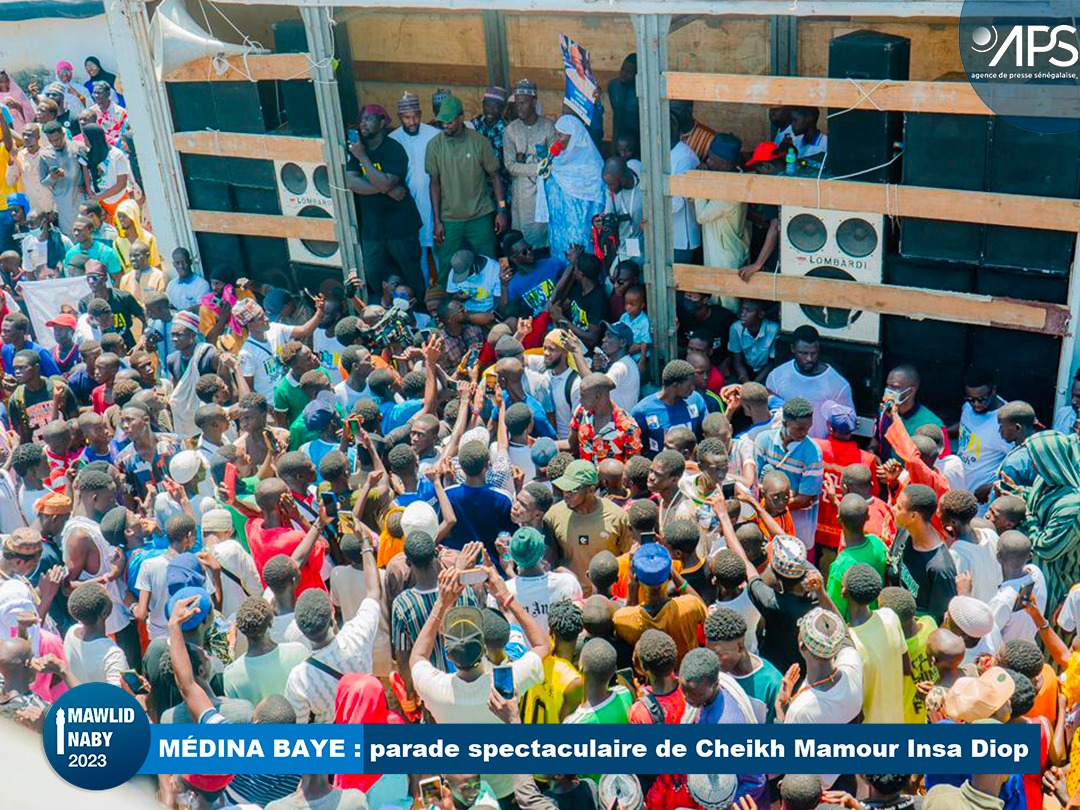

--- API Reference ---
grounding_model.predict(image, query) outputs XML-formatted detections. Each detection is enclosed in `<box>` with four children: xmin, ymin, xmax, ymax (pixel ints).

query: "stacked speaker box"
<box><xmin>272</xmin><ymin>20</ymin><xmax>322</xmax><ymax>137</ymax></box>
<box><xmin>827</xmin><ymin>30</ymin><xmax>910</xmax><ymax>183</ymax></box>
<box><xmin>902</xmin><ymin>86</ymin><xmax>1080</xmax><ymax>278</ymax></box>
<box><xmin>901</xmin><ymin>90</ymin><xmax>991</xmax><ymax>264</ymax></box>
<box><xmin>779</xmin><ymin>206</ymin><xmax>886</xmax><ymax>344</ymax></box>
<box><xmin>984</xmin><ymin>123</ymin><xmax>1080</xmax><ymax>274</ymax></box>
<box><xmin>167</xmin><ymin>81</ymin><xmax>275</xmax><ymax>135</ymax></box>
<box><xmin>882</xmin><ymin>254</ymin><xmax>972</xmax><ymax>423</ymax></box>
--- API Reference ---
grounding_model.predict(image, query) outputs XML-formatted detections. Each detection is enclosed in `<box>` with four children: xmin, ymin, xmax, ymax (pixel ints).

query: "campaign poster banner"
<box><xmin>561</xmin><ymin>33</ymin><xmax>599</xmax><ymax>126</ymax></box>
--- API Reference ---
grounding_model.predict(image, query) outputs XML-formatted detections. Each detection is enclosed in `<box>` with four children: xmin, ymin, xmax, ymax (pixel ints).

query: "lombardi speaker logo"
<box><xmin>960</xmin><ymin>0</ymin><xmax>1080</xmax><ymax>132</ymax></box>
<box><xmin>43</xmin><ymin>683</ymin><xmax>152</xmax><ymax>790</ymax></box>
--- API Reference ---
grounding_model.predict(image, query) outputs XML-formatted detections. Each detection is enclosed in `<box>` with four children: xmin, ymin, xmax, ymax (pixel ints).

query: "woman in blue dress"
<box><xmin>537</xmin><ymin>115</ymin><xmax>606</xmax><ymax>261</ymax></box>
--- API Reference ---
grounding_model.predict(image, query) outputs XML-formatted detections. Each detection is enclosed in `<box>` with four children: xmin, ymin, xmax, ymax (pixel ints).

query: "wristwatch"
<box><xmin>497</xmin><ymin>200</ymin><xmax>508</xmax><ymax>210</ymax></box>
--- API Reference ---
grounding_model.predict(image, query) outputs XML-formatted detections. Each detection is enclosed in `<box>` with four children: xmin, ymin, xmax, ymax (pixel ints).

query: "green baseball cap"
<box><xmin>553</xmin><ymin>459</ymin><xmax>598</xmax><ymax>492</ymax></box>
<box><xmin>436</xmin><ymin>95</ymin><xmax>464</xmax><ymax>124</ymax></box>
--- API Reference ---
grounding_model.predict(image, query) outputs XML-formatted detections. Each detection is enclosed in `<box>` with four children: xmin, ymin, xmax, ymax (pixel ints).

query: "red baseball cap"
<box><xmin>183</xmin><ymin>774</ymin><xmax>235</xmax><ymax>792</ymax></box>
<box><xmin>745</xmin><ymin>141</ymin><xmax>785</xmax><ymax>166</ymax></box>
<box><xmin>45</xmin><ymin>313</ymin><xmax>77</xmax><ymax>329</ymax></box>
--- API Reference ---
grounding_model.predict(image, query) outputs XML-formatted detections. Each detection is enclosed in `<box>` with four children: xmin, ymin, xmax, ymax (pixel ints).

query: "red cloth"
<box><xmin>866</xmin><ymin>496</ymin><xmax>894</xmax><ymax>546</ymax></box>
<box><xmin>628</xmin><ymin>686</ymin><xmax>687</xmax><ymax>724</ymax></box>
<box><xmin>333</xmin><ymin>674</ymin><xmax>404</xmax><ymax>791</ymax></box>
<box><xmin>90</xmin><ymin>384</ymin><xmax>110</xmax><ymax>415</ymax></box>
<box><xmin>246</xmin><ymin>518</ymin><xmax>327</xmax><ymax>595</ymax></box>
<box><xmin>705</xmin><ymin>365</ymin><xmax>726</xmax><ymax>396</ymax></box>
<box><xmin>32</xmin><ymin>630</ymin><xmax>69</xmax><ymax>703</ymax></box>
<box><xmin>1021</xmin><ymin>717</ymin><xmax>1049</xmax><ymax>810</ymax></box>
<box><xmin>521</xmin><ymin>311</ymin><xmax>550</xmax><ymax>350</ymax></box>
<box><xmin>813</xmin><ymin>436</ymin><xmax>880</xmax><ymax>550</ymax></box>
<box><xmin>885</xmin><ymin>418</ymin><xmax>950</xmax><ymax>498</ymax></box>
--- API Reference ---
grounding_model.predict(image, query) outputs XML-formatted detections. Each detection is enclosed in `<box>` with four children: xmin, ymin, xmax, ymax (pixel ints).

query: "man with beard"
<box><xmin>389</xmin><ymin>91</ymin><xmax>441</xmax><ymax>282</ymax></box>
<box><xmin>503</xmin><ymin>79</ymin><xmax>556</xmax><ymax>252</ymax></box>
<box><xmin>346</xmin><ymin>105</ymin><xmax>424</xmax><ymax>298</ymax></box>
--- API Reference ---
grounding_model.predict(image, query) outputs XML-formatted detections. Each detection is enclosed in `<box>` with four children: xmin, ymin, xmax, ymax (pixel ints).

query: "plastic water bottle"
<box><xmin>785</xmin><ymin>147</ymin><xmax>797</xmax><ymax>175</ymax></box>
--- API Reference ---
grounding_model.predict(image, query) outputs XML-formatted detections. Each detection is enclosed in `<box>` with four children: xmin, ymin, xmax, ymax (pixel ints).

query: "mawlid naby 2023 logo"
<box><xmin>43</xmin><ymin>683</ymin><xmax>151</xmax><ymax>790</ymax></box>
<box><xmin>960</xmin><ymin>0</ymin><xmax>1080</xmax><ymax>133</ymax></box>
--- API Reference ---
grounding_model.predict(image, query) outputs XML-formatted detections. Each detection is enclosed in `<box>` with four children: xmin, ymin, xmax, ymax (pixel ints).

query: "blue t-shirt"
<box><xmin>494</xmin><ymin>392</ymin><xmax>556</xmax><ymax>440</ymax></box>
<box><xmin>67</xmin><ymin>367</ymin><xmax>96</xmax><ymax>405</ymax></box>
<box><xmin>395</xmin><ymin>477</ymin><xmax>439</xmax><ymax>510</ymax></box>
<box><xmin>2</xmin><ymin>341</ymin><xmax>62</xmax><ymax>377</ymax></box>
<box><xmin>382</xmin><ymin>399</ymin><xmax>423</xmax><ymax>434</ymax></box>
<box><xmin>630</xmin><ymin>390</ymin><xmax>707</xmax><ymax>457</ymax></box>
<box><xmin>299</xmin><ymin>439</ymin><xmax>356</xmax><ymax>484</ymax></box>
<box><xmin>506</xmin><ymin>258</ymin><xmax>565</xmax><ymax>315</ymax></box>
<box><xmin>443</xmin><ymin>483</ymin><xmax>515</xmax><ymax>569</ymax></box>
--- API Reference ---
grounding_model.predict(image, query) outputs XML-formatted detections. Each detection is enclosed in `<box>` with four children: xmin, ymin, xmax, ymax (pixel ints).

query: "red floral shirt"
<box><xmin>569</xmin><ymin>403</ymin><xmax>642</xmax><ymax>463</ymax></box>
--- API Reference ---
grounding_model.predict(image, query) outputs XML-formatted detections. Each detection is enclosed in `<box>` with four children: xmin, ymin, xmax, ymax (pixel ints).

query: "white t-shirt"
<box><xmin>712</xmin><ymin>589</ymin><xmax>760</xmax><ymax>654</ymax></box>
<box><xmin>0</xmin><ymin>471</ymin><xmax>23</xmax><ymax>533</ymax></box>
<box><xmin>136</xmin><ymin>553</ymin><xmax>217</xmax><ymax>640</ymax></box>
<box><xmin>63</xmin><ymin>625</ymin><xmax>129</xmax><ymax>686</ymax></box>
<box><xmin>545</xmin><ymin>366</ymin><xmax>581</xmax><ymax>441</ymax></box>
<box><xmin>765</xmin><ymin>360</ymin><xmax>855</xmax><ymax>439</ymax></box>
<box><xmin>98</xmin><ymin>147</ymin><xmax>131</xmax><ymax>205</ymax></box>
<box><xmin>209</xmin><ymin>539</ymin><xmax>263</xmax><ymax>620</ymax></box>
<box><xmin>948</xmin><ymin>527</ymin><xmax>1002</xmax><ymax>604</ymax></box>
<box><xmin>447</xmin><ymin>256</ymin><xmax>502</xmax><ymax>313</ymax></box>
<box><xmin>989</xmin><ymin>565</ymin><xmax>1048</xmax><ymax>644</ymax></box>
<box><xmin>334</xmin><ymin>379</ymin><xmax>373</xmax><ymax>412</ymax></box>
<box><xmin>783</xmin><ymin>644</ymin><xmax>864</xmax><ymax>788</ymax></box>
<box><xmin>489</xmin><ymin>572</ymin><xmax>583</xmax><ymax>633</ymax></box>
<box><xmin>166</xmin><ymin>274</ymin><xmax>211</xmax><ymax>312</ymax></box>
<box><xmin>313</xmin><ymin>327</ymin><xmax>347</xmax><ymax>384</ymax></box>
<box><xmin>670</xmin><ymin>141</ymin><xmax>702</xmax><ymax>251</ymax></box>
<box><xmin>329</xmin><ymin>566</ymin><xmax>392</xmax><ymax>677</ymax></box>
<box><xmin>1053</xmin><ymin>405</ymin><xmax>1078</xmax><ymax>435</ymax></box>
<box><xmin>284</xmin><ymin>597</ymin><xmax>381</xmax><ymax>723</ymax></box>
<box><xmin>238</xmin><ymin>322</ymin><xmax>292</xmax><ymax>401</ymax></box>
<box><xmin>957</xmin><ymin>400</ymin><xmax>1013</xmax><ymax>493</ymax></box>
<box><xmin>606</xmin><ymin>355</ymin><xmax>640</xmax><ymax>414</ymax></box>
<box><xmin>412</xmin><ymin>651</ymin><xmax>544</xmax><ymax>724</ymax></box>
<box><xmin>935</xmin><ymin>455</ymin><xmax>967</xmax><ymax>492</ymax></box>
<box><xmin>1055</xmin><ymin>581</ymin><xmax>1080</xmax><ymax>634</ymax></box>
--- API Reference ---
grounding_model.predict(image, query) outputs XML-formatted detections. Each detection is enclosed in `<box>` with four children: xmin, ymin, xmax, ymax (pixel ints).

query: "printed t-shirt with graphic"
<box><xmin>238</xmin><ymin>322</ymin><xmax>292</xmax><ymax>401</ymax></box>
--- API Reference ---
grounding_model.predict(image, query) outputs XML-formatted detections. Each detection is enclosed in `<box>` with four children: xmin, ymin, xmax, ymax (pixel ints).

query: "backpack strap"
<box><xmin>218</xmin><ymin>565</ymin><xmax>250</xmax><ymax>596</ymax></box>
<box><xmin>563</xmin><ymin>369</ymin><xmax>579</xmax><ymax>406</ymax></box>
<box><xmin>306</xmin><ymin>656</ymin><xmax>345</xmax><ymax>681</ymax></box>
<box><xmin>643</xmin><ymin>690</ymin><xmax>667</xmax><ymax>725</ymax></box>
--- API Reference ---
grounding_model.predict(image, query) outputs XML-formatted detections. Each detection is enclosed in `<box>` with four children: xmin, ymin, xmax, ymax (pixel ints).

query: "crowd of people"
<box><xmin>1</xmin><ymin>47</ymin><xmax>1080</xmax><ymax>810</ymax></box>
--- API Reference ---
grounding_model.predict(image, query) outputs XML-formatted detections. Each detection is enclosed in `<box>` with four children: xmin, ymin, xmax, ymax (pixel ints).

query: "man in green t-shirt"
<box><xmin>273</xmin><ymin>342</ymin><xmax>319</xmax><ymax>428</ymax></box>
<box><xmin>825</xmin><ymin>493</ymin><xmax>889</xmax><ymax>620</ymax></box>
<box><xmin>564</xmin><ymin>637</ymin><xmax>632</xmax><ymax>724</ymax></box>
<box><xmin>875</xmin><ymin>364</ymin><xmax>948</xmax><ymax>462</ymax></box>
<box><xmin>425</xmin><ymin>96</ymin><xmax>509</xmax><ymax>283</ymax></box>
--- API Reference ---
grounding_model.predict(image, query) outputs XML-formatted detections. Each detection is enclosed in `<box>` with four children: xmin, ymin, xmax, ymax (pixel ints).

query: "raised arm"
<box><xmin>167</xmin><ymin>595</ymin><xmax>214</xmax><ymax>722</ymax></box>
<box><xmin>288</xmin><ymin>294</ymin><xmax>326</xmax><ymax>342</ymax></box>
<box><xmin>486</xmin><ymin>562</ymin><xmax>552</xmax><ymax>661</ymax></box>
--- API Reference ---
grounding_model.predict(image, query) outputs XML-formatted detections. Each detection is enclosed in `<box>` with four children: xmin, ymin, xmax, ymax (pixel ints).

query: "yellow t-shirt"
<box><xmin>612</xmin><ymin>594</ymin><xmax>708</xmax><ymax>666</ymax></box>
<box><xmin>0</xmin><ymin>144</ymin><xmax>18</xmax><ymax>205</ymax></box>
<box><xmin>902</xmin><ymin>615</ymin><xmax>938</xmax><ymax>724</ymax></box>
<box><xmin>850</xmin><ymin>607</ymin><xmax>907</xmax><ymax>724</ymax></box>
<box><xmin>522</xmin><ymin>654</ymin><xmax>581</xmax><ymax>724</ymax></box>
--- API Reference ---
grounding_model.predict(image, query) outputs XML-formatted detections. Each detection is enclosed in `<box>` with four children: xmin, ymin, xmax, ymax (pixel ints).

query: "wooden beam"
<box><xmin>165</xmin><ymin>53</ymin><xmax>312</xmax><ymax>83</ymax></box>
<box><xmin>190</xmin><ymin>210</ymin><xmax>337</xmax><ymax>241</ymax></box>
<box><xmin>673</xmin><ymin>265</ymin><xmax>1072</xmax><ymax>337</ymax></box>
<box><xmin>668</xmin><ymin>171</ymin><xmax>1080</xmax><ymax>233</ymax></box>
<box><xmin>173</xmin><ymin>131</ymin><xmax>326</xmax><ymax>163</ymax></box>
<box><xmin>665</xmin><ymin>72</ymin><xmax>992</xmax><ymax>115</ymax></box>
<box><xmin>353</xmin><ymin>61</ymin><xmax>619</xmax><ymax>92</ymax></box>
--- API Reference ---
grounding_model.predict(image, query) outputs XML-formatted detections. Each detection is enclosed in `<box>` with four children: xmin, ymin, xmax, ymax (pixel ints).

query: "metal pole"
<box><xmin>633</xmin><ymin>13</ymin><xmax>674</xmax><ymax>378</ymax></box>
<box><xmin>482</xmin><ymin>10</ymin><xmax>511</xmax><ymax>91</ymax></box>
<box><xmin>300</xmin><ymin>6</ymin><xmax>365</xmax><ymax>288</ymax></box>
<box><xmin>104</xmin><ymin>0</ymin><xmax>193</xmax><ymax>264</ymax></box>
<box><xmin>1054</xmin><ymin>235</ymin><xmax>1080</xmax><ymax>410</ymax></box>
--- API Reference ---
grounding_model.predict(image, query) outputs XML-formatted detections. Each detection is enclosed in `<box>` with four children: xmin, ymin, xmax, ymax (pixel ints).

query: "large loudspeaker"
<box><xmin>975</xmin><ymin>266</ymin><xmax>1070</xmax><ymax>305</ymax></box>
<box><xmin>273</xmin><ymin>20</ymin><xmax>321</xmax><ymax>137</ymax></box>
<box><xmin>827</xmin><ymin>31</ymin><xmax>910</xmax><ymax>183</ymax></box>
<box><xmin>983</xmin><ymin>123</ymin><xmax>1080</xmax><ymax>274</ymax></box>
<box><xmin>779</xmin><ymin>207</ymin><xmax>885</xmax><ymax>343</ymax></box>
<box><xmin>970</xmin><ymin>326</ymin><xmax>1060</xmax><ymax>421</ymax></box>
<box><xmin>275</xmin><ymin>160</ymin><xmax>340</xmax><ymax>267</ymax></box>
<box><xmin>901</xmin><ymin>111</ymin><xmax>991</xmax><ymax>263</ymax></box>
<box><xmin>167</xmin><ymin>81</ymin><xmax>269</xmax><ymax>134</ymax></box>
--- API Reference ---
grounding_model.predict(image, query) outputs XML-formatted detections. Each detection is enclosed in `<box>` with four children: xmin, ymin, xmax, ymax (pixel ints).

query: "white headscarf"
<box><xmin>550</xmin><ymin>114</ymin><xmax>605</xmax><ymax>203</ymax></box>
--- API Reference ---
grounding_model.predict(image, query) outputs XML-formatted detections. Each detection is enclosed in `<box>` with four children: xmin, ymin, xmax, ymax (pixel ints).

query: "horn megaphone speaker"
<box><xmin>150</xmin><ymin>0</ymin><xmax>268</xmax><ymax>80</ymax></box>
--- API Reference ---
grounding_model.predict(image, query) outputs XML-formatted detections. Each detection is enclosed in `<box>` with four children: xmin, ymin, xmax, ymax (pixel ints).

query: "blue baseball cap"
<box><xmin>166</xmin><ymin>586</ymin><xmax>212</xmax><ymax>632</ymax></box>
<box><xmin>530</xmin><ymin>437</ymin><xmax>558</xmax><ymax>468</ymax></box>
<box><xmin>633</xmin><ymin>543</ymin><xmax>672</xmax><ymax>587</ymax></box>
<box><xmin>303</xmin><ymin>398</ymin><xmax>335</xmax><ymax>432</ymax></box>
